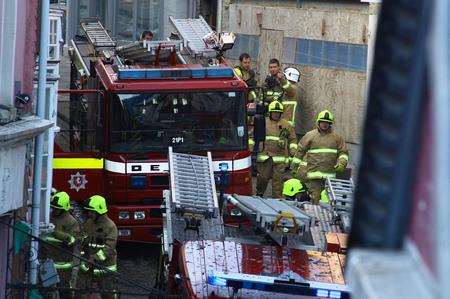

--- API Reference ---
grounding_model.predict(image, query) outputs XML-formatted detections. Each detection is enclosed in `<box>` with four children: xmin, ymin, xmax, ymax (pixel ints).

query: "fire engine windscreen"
<box><xmin>109</xmin><ymin>91</ymin><xmax>247</xmax><ymax>152</ymax></box>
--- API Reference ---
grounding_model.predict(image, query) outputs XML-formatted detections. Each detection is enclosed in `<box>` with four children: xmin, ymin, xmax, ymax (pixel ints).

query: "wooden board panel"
<box><xmin>337</xmin><ymin>233</ymin><xmax>348</xmax><ymax>252</ymax></box>
<box><xmin>229</xmin><ymin>3</ymin><xmax>369</xmax><ymax>44</ymax></box>
<box><xmin>257</xmin><ymin>29</ymin><xmax>285</xmax><ymax>81</ymax></box>
<box><xmin>327</xmin><ymin>252</ymin><xmax>345</xmax><ymax>285</ymax></box>
<box><xmin>338</xmin><ymin>254</ymin><xmax>346</xmax><ymax>269</ymax></box>
<box><xmin>326</xmin><ymin>233</ymin><xmax>341</xmax><ymax>253</ymax></box>
<box><xmin>287</xmin><ymin>64</ymin><xmax>366</xmax><ymax>143</ymax></box>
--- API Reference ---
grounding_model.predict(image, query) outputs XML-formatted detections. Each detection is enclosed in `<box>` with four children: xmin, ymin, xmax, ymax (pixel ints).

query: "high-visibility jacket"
<box><xmin>282</xmin><ymin>85</ymin><xmax>299</xmax><ymax>127</ymax></box>
<box><xmin>253</xmin><ymin>117</ymin><xmax>297</xmax><ymax>164</ymax></box>
<box><xmin>293</xmin><ymin>128</ymin><xmax>348</xmax><ymax>179</ymax></box>
<box><xmin>263</xmin><ymin>76</ymin><xmax>294</xmax><ymax>102</ymax></box>
<box><xmin>41</xmin><ymin>212</ymin><xmax>81</xmax><ymax>270</ymax></box>
<box><xmin>234</xmin><ymin>66</ymin><xmax>257</xmax><ymax>102</ymax></box>
<box><xmin>80</xmin><ymin>214</ymin><xmax>118</xmax><ymax>275</ymax></box>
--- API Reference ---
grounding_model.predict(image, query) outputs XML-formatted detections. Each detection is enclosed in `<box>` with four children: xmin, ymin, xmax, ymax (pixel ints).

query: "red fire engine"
<box><xmin>53</xmin><ymin>18</ymin><xmax>252</xmax><ymax>242</ymax></box>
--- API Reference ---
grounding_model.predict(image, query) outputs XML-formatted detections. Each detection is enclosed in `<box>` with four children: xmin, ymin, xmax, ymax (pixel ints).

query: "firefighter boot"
<box><xmin>256</xmin><ymin>158</ymin><xmax>273</xmax><ymax>196</ymax></box>
<box><xmin>305</xmin><ymin>179</ymin><xmax>325</xmax><ymax>205</ymax></box>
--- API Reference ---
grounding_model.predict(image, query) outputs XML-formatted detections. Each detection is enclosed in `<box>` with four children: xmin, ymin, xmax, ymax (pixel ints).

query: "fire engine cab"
<box><xmin>53</xmin><ymin>17</ymin><xmax>252</xmax><ymax>242</ymax></box>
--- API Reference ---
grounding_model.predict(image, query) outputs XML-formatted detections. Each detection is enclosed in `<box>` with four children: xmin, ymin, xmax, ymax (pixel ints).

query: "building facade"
<box><xmin>68</xmin><ymin>0</ymin><xmax>200</xmax><ymax>41</ymax></box>
<box><xmin>222</xmin><ymin>0</ymin><xmax>372</xmax><ymax>154</ymax></box>
<box><xmin>0</xmin><ymin>1</ymin><xmax>53</xmax><ymax>298</ymax></box>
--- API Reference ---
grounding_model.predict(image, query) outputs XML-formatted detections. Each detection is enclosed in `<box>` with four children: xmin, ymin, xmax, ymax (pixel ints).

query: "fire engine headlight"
<box><xmin>134</xmin><ymin>211</ymin><xmax>146</xmax><ymax>220</ymax></box>
<box><xmin>118</xmin><ymin>211</ymin><xmax>130</xmax><ymax>220</ymax></box>
<box><xmin>118</xmin><ymin>229</ymin><xmax>131</xmax><ymax>237</ymax></box>
<box><xmin>230</xmin><ymin>209</ymin><xmax>242</xmax><ymax>217</ymax></box>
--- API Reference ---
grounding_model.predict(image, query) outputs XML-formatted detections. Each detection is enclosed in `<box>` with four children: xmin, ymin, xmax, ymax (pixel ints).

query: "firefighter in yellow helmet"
<box><xmin>40</xmin><ymin>191</ymin><xmax>81</xmax><ymax>298</ymax></box>
<box><xmin>78</xmin><ymin>195</ymin><xmax>118</xmax><ymax>299</ymax></box>
<box><xmin>256</xmin><ymin>101</ymin><xmax>297</xmax><ymax>198</ymax></box>
<box><xmin>291</xmin><ymin>110</ymin><xmax>349</xmax><ymax>204</ymax></box>
<box><xmin>282</xmin><ymin>178</ymin><xmax>310</xmax><ymax>203</ymax></box>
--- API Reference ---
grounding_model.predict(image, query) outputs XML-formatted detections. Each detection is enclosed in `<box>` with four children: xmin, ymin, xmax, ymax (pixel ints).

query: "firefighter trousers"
<box><xmin>305</xmin><ymin>179</ymin><xmax>325</xmax><ymax>205</ymax></box>
<box><xmin>256</xmin><ymin>158</ymin><xmax>289</xmax><ymax>198</ymax></box>
<box><xmin>77</xmin><ymin>271</ymin><xmax>119</xmax><ymax>299</ymax></box>
<box><xmin>44</xmin><ymin>267</ymin><xmax>78</xmax><ymax>299</ymax></box>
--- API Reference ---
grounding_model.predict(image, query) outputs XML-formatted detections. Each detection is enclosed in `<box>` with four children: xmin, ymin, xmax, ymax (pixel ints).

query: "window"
<box><xmin>55</xmin><ymin>92</ymin><xmax>104</xmax><ymax>152</ymax></box>
<box><xmin>109</xmin><ymin>91</ymin><xmax>247</xmax><ymax>152</ymax></box>
<box><xmin>115</xmin><ymin>0</ymin><xmax>161</xmax><ymax>41</ymax></box>
<box><xmin>116</xmin><ymin>0</ymin><xmax>134</xmax><ymax>41</ymax></box>
<box><xmin>49</xmin><ymin>18</ymin><xmax>61</xmax><ymax>60</ymax></box>
<box><xmin>282</xmin><ymin>37</ymin><xmax>368</xmax><ymax>72</ymax></box>
<box><xmin>227</xmin><ymin>33</ymin><xmax>260</xmax><ymax>61</ymax></box>
<box><xmin>136</xmin><ymin>0</ymin><xmax>160</xmax><ymax>39</ymax></box>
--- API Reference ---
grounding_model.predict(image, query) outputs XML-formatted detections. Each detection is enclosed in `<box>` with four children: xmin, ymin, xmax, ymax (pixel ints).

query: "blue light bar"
<box><xmin>207</xmin><ymin>275</ymin><xmax>227</xmax><ymax>287</ymax></box>
<box><xmin>191</xmin><ymin>68</ymin><xmax>206</xmax><ymax>78</ymax></box>
<box><xmin>206</xmin><ymin>272</ymin><xmax>350</xmax><ymax>298</ymax></box>
<box><xmin>118</xmin><ymin>66</ymin><xmax>234</xmax><ymax>80</ymax></box>
<box><xmin>118</xmin><ymin>70</ymin><xmax>147</xmax><ymax>79</ymax></box>
<box><xmin>206</xmin><ymin>67</ymin><xmax>234</xmax><ymax>78</ymax></box>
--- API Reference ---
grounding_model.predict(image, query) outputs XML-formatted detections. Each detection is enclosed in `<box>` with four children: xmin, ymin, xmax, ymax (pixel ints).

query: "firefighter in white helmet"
<box><xmin>282</xmin><ymin>67</ymin><xmax>301</xmax><ymax>140</ymax></box>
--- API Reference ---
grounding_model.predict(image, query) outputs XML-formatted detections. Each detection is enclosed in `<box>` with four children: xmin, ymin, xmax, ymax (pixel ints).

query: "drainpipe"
<box><xmin>29</xmin><ymin>0</ymin><xmax>50</xmax><ymax>286</ymax></box>
<box><xmin>217</xmin><ymin>0</ymin><xmax>222</xmax><ymax>32</ymax></box>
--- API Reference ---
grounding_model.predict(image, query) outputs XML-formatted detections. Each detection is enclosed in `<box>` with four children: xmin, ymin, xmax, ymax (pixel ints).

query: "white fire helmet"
<box><xmin>284</xmin><ymin>67</ymin><xmax>300</xmax><ymax>83</ymax></box>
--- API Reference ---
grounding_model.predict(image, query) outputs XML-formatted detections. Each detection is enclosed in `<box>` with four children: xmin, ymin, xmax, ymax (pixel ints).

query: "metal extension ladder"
<box><xmin>80</xmin><ymin>18</ymin><xmax>116</xmax><ymax>50</ymax></box>
<box><xmin>169</xmin><ymin>16</ymin><xmax>217</xmax><ymax>58</ymax></box>
<box><xmin>325</xmin><ymin>178</ymin><xmax>354</xmax><ymax>211</ymax></box>
<box><xmin>324</xmin><ymin>178</ymin><xmax>354</xmax><ymax>233</ymax></box>
<box><xmin>168</xmin><ymin>147</ymin><xmax>219</xmax><ymax>219</ymax></box>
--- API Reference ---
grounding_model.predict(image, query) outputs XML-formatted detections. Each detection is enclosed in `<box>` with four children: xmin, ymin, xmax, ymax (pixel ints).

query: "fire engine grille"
<box><xmin>168</xmin><ymin>147</ymin><xmax>218</xmax><ymax>218</ymax></box>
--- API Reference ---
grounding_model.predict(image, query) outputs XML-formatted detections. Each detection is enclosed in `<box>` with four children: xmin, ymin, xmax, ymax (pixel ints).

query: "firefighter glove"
<box><xmin>334</xmin><ymin>158</ymin><xmax>347</xmax><ymax>172</ymax></box>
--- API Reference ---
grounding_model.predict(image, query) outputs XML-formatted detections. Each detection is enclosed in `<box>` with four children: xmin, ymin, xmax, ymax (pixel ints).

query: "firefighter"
<box><xmin>263</xmin><ymin>58</ymin><xmax>294</xmax><ymax>103</ymax></box>
<box><xmin>256</xmin><ymin>101</ymin><xmax>297</xmax><ymax>198</ymax></box>
<box><xmin>282</xmin><ymin>178</ymin><xmax>310</xmax><ymax>203</ymax></box>
<box><xmin>78</xmin><ymin>195</ymin><xmax>118</xmax><ymax>299</ymax></box>
<box><xmin>282</xmin><ymin>67</ymin><xmax>300</xmax><ymax>132</ymax></box>
<box><xmin>41</xmin><ymin>191</ymin><xmax>81</xmax><ymax>298</ymax></box>
<box><xmin>292</xmin><ymin>110</ymin><xmax>349</xmax><ymax>204</ymax></box>
<box><xmin>140</xmin><ymin>30</ymin><xmax>153</xmax><ymax>41</ymax></box>
<box><xmin>234</xmin><ymin>53</ymin><xmax>257</xmax><ymax>102</ymax></box>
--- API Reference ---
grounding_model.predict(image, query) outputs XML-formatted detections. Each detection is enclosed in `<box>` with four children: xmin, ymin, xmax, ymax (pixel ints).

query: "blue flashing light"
<box><xmin>118</xmin><ymin>66</ymin><xmax>234</xmax><ymax>80</ymax></box>
<box><xmin>191</xmin><ymin>68</ymin><xmax>206</xmax><ymax>78</ymax></box>
<box><xmin>146</xmin><ymin>69</ymin><xmax>162</xmax><ymax>79</ymax></box>
<box><xmin>207</xmin><ymin>275</ymin><xmax>227</xmax><ymax>287</ymax></box>
<box><xmin>317</xmin><ymin>289</ymin><xmax>329</xmax><ymax>297</ymax></box>
<box><xmin>118</xmin><ymin>70</ymin><xmax>147</xmax><ymax>79</ymax></box>
<box><xmin>161</xmin><ymin>69</ymin><xmax>192</xmax><ymax>78</ymax></box>
<box><xmin>206</xmin><ymin>67</ymin><xmax>234</xmax><ymax>78</ymax></box>
<box><xmin>130</xmin><ymin>175</ymin><xmax>147</xmax><ymax>189</ymax></box>
<box><xmin>219</xmin><ymin>162</ymin><xmax>229</xmax><ymax>172</ymax></box>
<box><xmin>330</xmin><ymin>291</ymin><xmax>342</xmax><ymax>299</ymax></box>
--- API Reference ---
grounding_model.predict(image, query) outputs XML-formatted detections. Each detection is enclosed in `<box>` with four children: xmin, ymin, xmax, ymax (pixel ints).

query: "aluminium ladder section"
<box><xmin>163</xmin><ymin>148</ymin><xmax>223</xmax><ymax>262</ymax></box>
<box><xmin>325</xmin><ymin>178</ymin><xmax>354</xmax><ymax>233</ymax></box>
<box><xmin>80</xmin><ymin>18</ymin><xmax>116</xmax><ymax>51</ymax></box>
<box><xmin>168</xmin><ymin>147</ymin><xmax>219</xmax><ymax>218</ymax></box>
<box><xmin>169</xmin><ymin>16</ymin><xmax>217</xmax><ymax>58</ymax></box>
<box><xmin>325</xmin><ymin>178</ymin><xmax>354</xmax><ymax>211</ymax></box>
<box><xmin>227</xmin><ymin>195</ymin><xmax>314</xmax><ymax>248</ymax></box>
<box><xmin>115</xmin><ymin>40</ymin><xmax>181</xmax><ymax>65</ymax></box>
